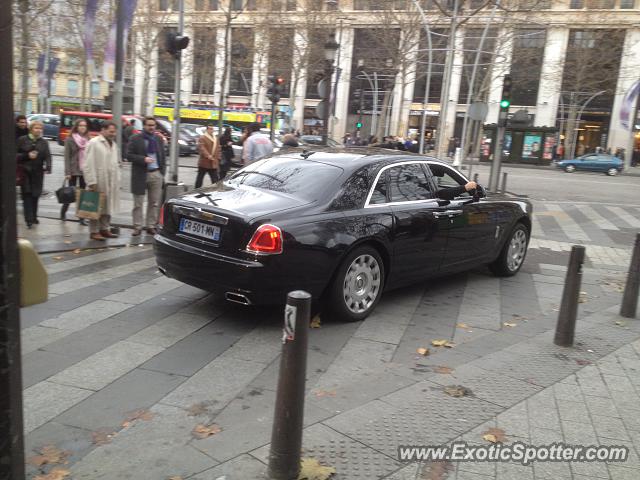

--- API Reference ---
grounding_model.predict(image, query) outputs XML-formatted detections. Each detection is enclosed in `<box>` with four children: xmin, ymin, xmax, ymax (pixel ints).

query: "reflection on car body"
<box><xmin>154</xmin><ymin>149</ymin><xmax>532</xmax><ymax>321</ymax></box>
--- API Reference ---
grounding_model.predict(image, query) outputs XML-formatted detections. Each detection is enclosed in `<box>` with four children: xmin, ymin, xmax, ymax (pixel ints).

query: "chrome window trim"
<box><xmin>426</xmin><ymin>161</ymin><xmax>469</xmax><ymax>186</ymax></box>
<box><xmin>364</xmin><ymin>160</ymin><xmax>457</xmax><ymax>208</ymax></box>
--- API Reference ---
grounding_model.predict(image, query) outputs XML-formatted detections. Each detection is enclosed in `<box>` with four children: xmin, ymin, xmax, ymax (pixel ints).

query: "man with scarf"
<box><xmin>196</xmin><ymin>124</ymin><xmax>221</xmax><ymax>188</ymax></box>
<box><xmin>127</xmin><ymin>116</ymin><xmax>166</xmax><ymax>236</ymax></box>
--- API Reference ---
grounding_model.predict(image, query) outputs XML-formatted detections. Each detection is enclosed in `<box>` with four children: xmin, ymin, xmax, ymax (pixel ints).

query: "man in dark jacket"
<box><xmin>127</xmin><ymin>116</ymin><xmax>166</xmax><ymax>236</ymax></box>
<box><xmin>15</xmin><ymin>115</ymin><xmax>29</xmax><ymax>141</ymax></box>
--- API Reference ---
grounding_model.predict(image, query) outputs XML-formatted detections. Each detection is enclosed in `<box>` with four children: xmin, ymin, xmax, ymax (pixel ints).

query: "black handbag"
<box><xmin>56</xmin><ymin>179</ymin><xmax>76</xmax><ymax>204</ymax></box>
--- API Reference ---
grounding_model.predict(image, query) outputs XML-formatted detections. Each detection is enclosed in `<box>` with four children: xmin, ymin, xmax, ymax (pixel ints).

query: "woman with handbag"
<box><xmin>16</xmin><ymin>120</ymin><xmax>51</xmax><ymax>229</ymax></box>
<box><xmin>62</xmin><ymin>119</ymin><xmax>90</xmax><ymax>224</ymax></box>
<box><xmin>219</xmin><ymin>127</ymin><xmax>235</xmax><ymax>180</ymax></box>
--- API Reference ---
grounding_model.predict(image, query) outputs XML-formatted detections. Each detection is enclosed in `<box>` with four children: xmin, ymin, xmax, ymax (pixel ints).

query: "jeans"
<box><xmin>195</xmin><ymin>168</ymin><xmax>218</xmax><ymax>188</ymax></box>
<box><xmin>22</xmin><ymin>193</ymin><xmax>40</xmax><ymax>225</ymax></box>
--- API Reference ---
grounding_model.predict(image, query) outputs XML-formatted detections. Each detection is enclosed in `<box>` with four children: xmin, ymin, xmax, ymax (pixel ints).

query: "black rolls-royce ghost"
<box><xmin>154</xmin><ymin>149</ymin><xmax>532</xmax><ymax>321</ymax></box>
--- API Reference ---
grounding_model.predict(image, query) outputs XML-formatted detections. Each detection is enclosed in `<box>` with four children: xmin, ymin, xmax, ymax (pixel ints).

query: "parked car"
<box><xmin>555</xmin><ymin>154</ymin><xmax>624</xmax><ymax>176</ymax></box>
<box><xmin>155</xmin><ymin>119</ymin><xmax>198</xmax><ymax>156</ymax></box>
<box><xmin>298</xmin><ymin>135</ymin><xmax>341</xmax><ymax>147</ymax></box>
<box><xmin>154</xmin><ymin>150</ymin><xmax>532</xmax><ymax>321</ymax></box>
<box><xmin>27</xmin><ymin>114</ymin><xmax>60</xmax><ymax>140</ymax></box>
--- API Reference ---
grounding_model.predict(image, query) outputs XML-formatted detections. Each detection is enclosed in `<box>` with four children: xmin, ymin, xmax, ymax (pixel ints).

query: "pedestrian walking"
<box><xmin>62</xmin><ymin>118</ymin><xmax>90</xmax><ymax>224</ymax></box>
<box><xmin>127</xmin><ymin>116</ymin><xmax>165</xmax><ymax>236</ymax></box>
<box><xmin>242</xmin><ymin>123</ymin><xmax>273</xmax><ymax>165</ymax></box>
<box><xmin>121</xmin><ymin>118</ymin><xmax>135</xmax><ymax>162</ymax></box>
<box><xmin>195</xmin><ymin>124</ymin><xmax>221</xmax><ymax>188</ymax></box>
<box><xmin>83</xmin><ymin>121</ymin><xmax>121</xmax><ymax>241</ymax></box>
<box><xmin>16</xmin><ymin>120</ymin><xmax>52</xmax><ymax>228</ymax></box>
<box><xmin>219</xmin><ymin>127</ymin><xmax>235</xmax><ymax>180</ymax></box>
<box><xmin>15</xmin><ymin>114</ymin><xmax>29</xmax><ymax>141</ymax></box>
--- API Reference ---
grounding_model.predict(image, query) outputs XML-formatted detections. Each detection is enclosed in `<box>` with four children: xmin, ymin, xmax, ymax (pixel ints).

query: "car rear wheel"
<box><xmin>607</xmin><ymin>168</ymin><xmax>618</xmax><ymax>176</ymax></box>
<box><xmin>329</xmin><ymin>246</ymin><xmax>385</xmax><ymax>322</ymax></box>
<box><xmin>565</xmin><ymin>165</ymin><xmax>576</xmax><ymax>173</ymax></box>
<box><xmin>490</xmin><ymin>223</ymin><xmax>529</xmax><ymax>277</ymax></box>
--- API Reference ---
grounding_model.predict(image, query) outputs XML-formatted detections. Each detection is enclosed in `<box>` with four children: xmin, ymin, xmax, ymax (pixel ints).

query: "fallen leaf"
<box><xmin>34</xmin><ymin>468</ymin><xmax>71</xmax><ymax>480</ymax></box>
<box><xmin>298</xmin><ymin>457</ymin><xmax>336</xmax><ymax>480</ymax></box>
<box><xmin>417</xmin><ymin>347</ymin><xmax>430</xmax><ymax>356</ymax></box>
<box><xmin>52</xmin><ymin>256</ymin><xmax>64</xmax><ymax>261</ymax></box>
<box><xmin>419</xmin><ymin>460</ymin><xmax>454</xmax><ymax>480</ymax></box>
<box><xmin>456</xmin><ymin>323</ymin><xmax>471</xmax><ymax>330</ymax></box>
<box><xmin>431</xmin><ymin>339</ymin><xmax>448</xmax><ymax>346</ymax></box>
<box><xmin>72</xmin><ymin>248</ymin><xmax>81</xmax><ymax>254</ymax></box>
<box><xmin>615</xmin><ymin>320</ymin><xmax>627</xmax><ymax>327</ymax></box>
<box><xmin>192</xmin><ymin>424</ymin><xmax>222</xmax><ymax>439</ymax></box>
<box><xmin>576</xmin><ymin>359</ymin><xmax>592</xmax><ymax>366</ymax></box>
<box><xmin>63</xmin><ymin>240</ymin><xmax>72</xmax><ymax>244</ymax></box>
<box><xmin>121</xmin><ymin>409</ymin><xmax>154</xmax><ymax>428</ymax></box>
<box><xmin>309</xmin><ymin>315</ymin><xmax>321</xmax><ymax>328</ymax></box>
<box><xmin>187</xmin><ymin>403</ymin><xmax>210</xmax><ymax>417</ymax></box>
<box><xmin>91</xmin><ymin>431</ymin><xmax>115</xmax><ymax>445</ymax></box>
<box><xmin>433</xmin><ymin>366</ymin><xmax>453</xmax><ymax>374</ymax></box>
<box><xmin>313</xmin><ymin>389</ymin><xmax>336</xmax><ymax>398</ymax></box>
<box><xmin>63</xmin><ymin>234</ymin><xmax>72</xmax><ymax>237</ymax></box>
<box><xmin>443</xmin><ymin>342</ymin><xmax>455</xmax><ymax>348</ymax></box>
<box><xmin>168</xmin><ymin>477</ymin><xmax>183</xmax><ymax>480</ymax></box>
<box><xmin>443</xmin><ymin>385</ymin><xmax>472</xmax><ymax>397</ymax></box>
<box><xmin>503</xmin><ymin>322</ymin><xmax>517</xmax><ymax>328</ymax></box>
<box><xmin>482</xmin><ymin>427</ymin><xmax>507</xmax><ymax>443</ymax></box>
<box><xmin>27</xmin><ymin>446</ymin><xmax>69</xmax><ymax>467</ymax></box>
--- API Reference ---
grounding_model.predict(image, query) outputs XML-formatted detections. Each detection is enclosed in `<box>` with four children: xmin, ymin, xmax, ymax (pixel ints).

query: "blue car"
<box><xmin>555</xmin><ymin>154</ymin><xmax>624</xmax><ymax>176</ymax></box>
<box><xmin>27</xmin><ymin>114</ymin><xmax>60</xmax><ymax>140</ymax></box>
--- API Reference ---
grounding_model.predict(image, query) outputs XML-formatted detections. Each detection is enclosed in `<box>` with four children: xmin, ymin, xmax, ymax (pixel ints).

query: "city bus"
<box><xmin>57</xmin><ymin>110</ymin><xmax>142</xmax><ymax>145</ymax></box>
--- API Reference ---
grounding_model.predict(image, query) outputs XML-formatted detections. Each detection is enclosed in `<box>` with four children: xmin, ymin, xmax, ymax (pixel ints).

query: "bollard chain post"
<box><xmin>554</xmin><ymin>245</ymin><xmax>585</xmax><ymax>347</ymax></box>
<box><xmin>268</xmin><ymin>291</ymin><xmax>311</xmax><ymax>480</ymax></box>
<box><xmin>621</xmin><ymin>233</ymin><xmax>640</xmax><ymax>318</ymax></box>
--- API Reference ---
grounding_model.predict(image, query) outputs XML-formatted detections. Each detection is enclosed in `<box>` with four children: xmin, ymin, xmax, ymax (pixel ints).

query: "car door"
<box><xmin>580</xmin><ymin>154</ymin><xmax>598</xmax><ymax>171</ymax></box>
<box><xmin>379</xmin><ymin>162</ymin><xmax>450</xmax><ymax>287</ymax></box>
<box><xmin>427</xmin><ymin>162</ymin><xmax>500</xmax><ymax>271</ymax></box>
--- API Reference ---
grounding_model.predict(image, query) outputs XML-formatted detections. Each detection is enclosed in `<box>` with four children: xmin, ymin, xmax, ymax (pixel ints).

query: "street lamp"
<box><xmin>322</xmin><ymin>33</ymin><xmax>339</xmax><ymax>146</ymax></box>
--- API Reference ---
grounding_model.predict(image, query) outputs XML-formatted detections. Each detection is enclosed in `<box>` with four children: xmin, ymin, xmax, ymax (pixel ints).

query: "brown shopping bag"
<box><xmin>75</xmin><ymin>189</ymin><xmax>106</xmax><ymax>220</ymax></box>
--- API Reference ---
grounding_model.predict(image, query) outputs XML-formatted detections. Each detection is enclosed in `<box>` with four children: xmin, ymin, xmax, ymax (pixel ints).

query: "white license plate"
<box><xmin>179</xmin><ymin>218</ymin><xmax>221</xmax><ymax>241</ymax></box>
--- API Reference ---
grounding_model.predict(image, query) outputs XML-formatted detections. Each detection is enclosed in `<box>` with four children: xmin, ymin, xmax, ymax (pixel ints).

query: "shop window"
<box><xmin>620</xmin><ymin>0</ymin><xmax>635</xmax><ymax>6</ymax></box>
<box><xmin>67</xmin><ymin>79</ymin><xmax>78</xmax><ymax>97</ymax></box>
<box><xmin>91</xmin><ymin>81</ymin><xmax>101</xmax><ymax>98</ymax></box>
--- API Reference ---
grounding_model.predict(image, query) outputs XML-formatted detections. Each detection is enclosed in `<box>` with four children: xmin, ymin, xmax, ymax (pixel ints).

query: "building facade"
<box><xmin>134</xmin><ymin>0</ymin><xmax>640</xmax><ymax>162</ymax></box>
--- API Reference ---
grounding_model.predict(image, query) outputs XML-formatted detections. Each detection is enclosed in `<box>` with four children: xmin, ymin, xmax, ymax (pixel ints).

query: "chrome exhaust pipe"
<box><xmin>225</xmin><ymin>292</ymin><xmax>251</xmax><ymax>305</ymax></box>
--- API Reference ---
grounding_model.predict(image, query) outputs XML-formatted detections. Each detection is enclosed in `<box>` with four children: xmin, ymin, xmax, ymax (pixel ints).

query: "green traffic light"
<box><xmin>500</xmin><ymin>100</ymin><xmax>510</xmax><ymax>109</ymax></box>
<box><xmin>356</xmin><ymin>122</ymin><xmax>362</xmax><ymax>129</ymax></box>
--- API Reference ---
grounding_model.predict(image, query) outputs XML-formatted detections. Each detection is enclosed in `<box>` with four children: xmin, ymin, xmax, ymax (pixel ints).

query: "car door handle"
<box><xmin>433</xmin><ymin>209</ymin><xmax>463</xmax><ymax>218</ymax></box>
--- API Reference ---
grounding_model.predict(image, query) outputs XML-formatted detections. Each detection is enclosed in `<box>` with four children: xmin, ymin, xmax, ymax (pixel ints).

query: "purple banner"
<box><xmin>103</xmin><ymin>0</ymin><xmax>138</xmax><ymax>82</ymax></box>
<box><xmin>37</xmin><ymin>54</ymin><xmax>46</xmax><ymax>97</ymax></box>
<box><xmin>620</xmin><ymin>79</ymin><xmax>640</xmax><ymax>131</ymax></box>
<box><xmin>84</xmin><ymin>0</ymin><xmax>99</xmax><ymax>60</ymax></box>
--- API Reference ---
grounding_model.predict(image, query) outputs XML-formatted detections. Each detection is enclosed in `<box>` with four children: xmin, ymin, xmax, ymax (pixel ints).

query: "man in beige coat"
<box><xmin>83</xmin><ymin>121</ymin><xmax>121</xmax><ymax>241</ymax></box>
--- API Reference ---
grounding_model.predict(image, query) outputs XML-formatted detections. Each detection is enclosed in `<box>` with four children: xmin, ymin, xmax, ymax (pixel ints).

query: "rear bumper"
<box><xmin>154</xmin><ymin>234</ymin><xmax>321</xmax><ymax>305</ymax></box>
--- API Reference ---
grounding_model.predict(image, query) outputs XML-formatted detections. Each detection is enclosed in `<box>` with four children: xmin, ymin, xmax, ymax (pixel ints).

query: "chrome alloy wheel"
<box><xmin>607</xmin><ymin>168</ymin><xmax>618</xmax><ymax>176</ymax></box>
<box><xmin>342</xmin><ymin>254</ymin><xmax>381</xmax><ymax>314</ymax></box>
<box><xmin>507</xmin><ymin>229</ymin><xmax>528</xmax><ymax>272</ymax></box>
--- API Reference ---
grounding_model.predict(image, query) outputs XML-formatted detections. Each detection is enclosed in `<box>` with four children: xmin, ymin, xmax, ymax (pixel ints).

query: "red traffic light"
<box><xmin>276</xmin><ymin>77</ymin><xmax>285</xmax><ymax>85</ymax></box>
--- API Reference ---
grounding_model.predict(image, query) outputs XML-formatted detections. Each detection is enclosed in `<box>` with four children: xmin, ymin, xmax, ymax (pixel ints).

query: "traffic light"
<box><xmin>267</xmin><ymin>75</ymin><xmax>286</xmax><ymax>104</ymax></box>
<box><xmin>166</xmin><ymin>31</ymin><xmax>190</xmax><ymax>59</ymax></box>
<box><xmin>356</xmin><ymin>121</ymin><xmax>363</xmax><ymax>129</ymax></box>
<box><xmin>500</xmin><ymin>74</ymin><xmax>513</xmax><ymax>111</ymax></box>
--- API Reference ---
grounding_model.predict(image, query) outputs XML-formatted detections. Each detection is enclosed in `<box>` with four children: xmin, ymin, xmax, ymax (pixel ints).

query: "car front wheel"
<box><xmin>329</xmin><ymin>246</ymin><xmax>385</xmax><ymax>322</ymax></box>
<box><xmin>607</xmin><ymin>168</ymin><xmax>619</xmax><ymax>176</ymax></box>
<box><xmin>565</xmin><ymin>165</ymin><xmax>576</xmax><ymax>173</ymax></box>
<box><xmin>490</xmin><ymin>223</ymin><xmax>529</xmax><ymax>277</ymax></box>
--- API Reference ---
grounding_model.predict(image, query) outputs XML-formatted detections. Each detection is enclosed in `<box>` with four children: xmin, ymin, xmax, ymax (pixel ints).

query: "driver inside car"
<box><xmin>436</xmin><ymin>181</ymin><xmax>477</xmax><ymax>200</ymax></box>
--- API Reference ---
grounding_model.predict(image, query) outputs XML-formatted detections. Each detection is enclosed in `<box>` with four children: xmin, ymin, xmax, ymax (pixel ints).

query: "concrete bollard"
<box><xmin>268</xmin><ymin>291</ymin><xmax>312</xmax><ymax>480</ymax></box>
<box><xmin>501</xmin><ymin>172</ymin><xmax>508</xmax><ymax>194</ymax></box>
<box><xmin>621</xmin><ymin>233</ymin><xmax>640</xmax><ymax>318</ymax></box>
<box><xmin>554</xmin><ymin>246</ymin><xmax>586</xmax><ymax>347</ymax></box>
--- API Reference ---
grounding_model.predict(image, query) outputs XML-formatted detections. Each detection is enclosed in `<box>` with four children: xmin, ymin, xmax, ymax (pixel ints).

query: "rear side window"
<box><xmin>227</xmin><ymin>158</ymin><xmax>344</xmax><ymax>201</ymax></box>
<box><xmin>388</xmin><ymin>163</ymin><xmax>434</xmax><ymax>202</ymax></box>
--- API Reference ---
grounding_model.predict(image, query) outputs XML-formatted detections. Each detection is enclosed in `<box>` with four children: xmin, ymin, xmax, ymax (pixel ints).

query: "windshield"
<box><xmin>226</xmin><ymin>157</ymin><xmax>344</xmax><ymax>201</ymax></box>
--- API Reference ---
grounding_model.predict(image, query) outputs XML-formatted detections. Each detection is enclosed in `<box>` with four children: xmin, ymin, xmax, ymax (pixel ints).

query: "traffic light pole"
<box><xmin>113</xmin><ymin>0</ymin><xmax>125</xmax><ymax>159</ymax></box>
<box><xmin>270</xmin><ymin>100</ymin><xmax>277</xmax><ymax>142</ymax></box>
<box><xmin>0</xmin><ymin>2</ymin><xmax>25</xmax><ymax>477</ymax></box>
<box><xmin>488</xmin><ymin>124</ymin><xmax>505</xmax><ymax>193</ymax></box>
<box><xmin>169</xmin><ymin>0</ymin><xmax>185</xmax><ymax>183</ymax></box>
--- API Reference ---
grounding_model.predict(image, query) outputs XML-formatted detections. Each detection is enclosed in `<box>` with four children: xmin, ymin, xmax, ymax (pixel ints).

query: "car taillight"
<box><xmin>246</xmin><ymin>224</ymin><xmax>283</xmax><ymax>255</ymax></box>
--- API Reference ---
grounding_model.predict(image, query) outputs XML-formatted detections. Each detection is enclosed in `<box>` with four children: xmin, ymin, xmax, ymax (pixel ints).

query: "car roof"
<box><xmin>272</xmin><ymin>147</ymin><xmax>448</xmax><ymax>171</ymax></box>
